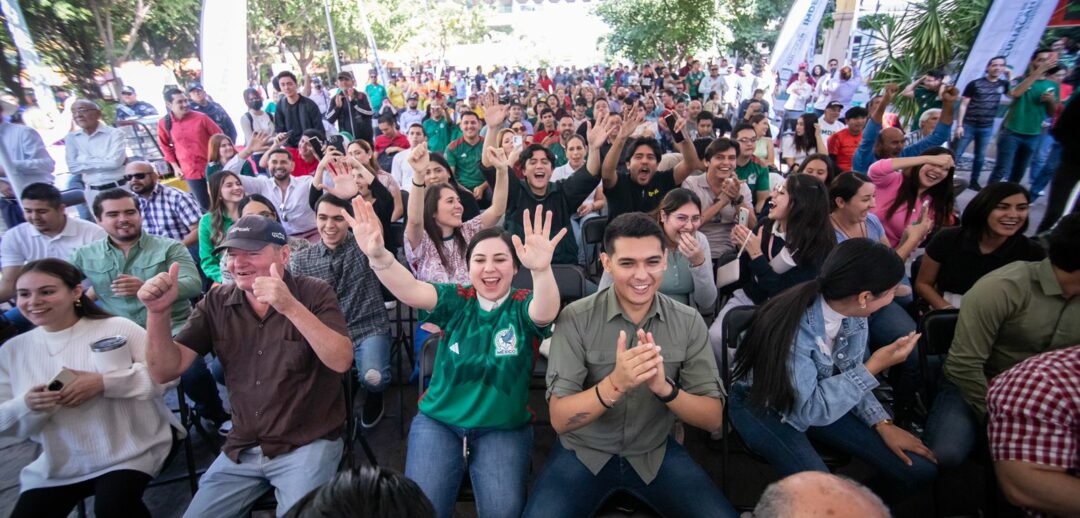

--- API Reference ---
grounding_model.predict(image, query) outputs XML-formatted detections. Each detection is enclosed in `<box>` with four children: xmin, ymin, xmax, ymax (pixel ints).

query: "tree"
<box><xmin>11</xmin><ymin>0</ymin><xmax>104</xmax><ymax>98</ymax></box>
<box><xmin>594</xmin><ymin>0</ymin><xmax>719</xmax><ymax>64</ymax></box>
<box><xmin>87</xmin><ymin>0</ymin><xmax>153</xmax><ymax>89</ymax></box>
<box><xmin>250</xmin><ymin>0</ymin><xmax>324</xmax><ymax>77</ymax></box>
<box><xmin>401</xmin><ymin>1</ymin><xmax>489</xmax><ymax>66</ymax></box>
<box><xmin>716</xmin><ymin>0</ymin><xmax>792</xmax><ymax>63</ymax></box>
<box><xmin>134</xmin><ymin>0</ymin><xmax>200</xmax><ymax>69</ymax></box>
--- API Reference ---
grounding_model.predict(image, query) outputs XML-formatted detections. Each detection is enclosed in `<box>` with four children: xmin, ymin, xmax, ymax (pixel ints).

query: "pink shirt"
<box><xmin>404</xmin><ymin>215</ymin><xmax>483</xmax><ymax>284</ymax></box>
<box><xmin>868</xmin><ymin>158</ymin><xmax>936</xmax><ymax>247</ymax></box>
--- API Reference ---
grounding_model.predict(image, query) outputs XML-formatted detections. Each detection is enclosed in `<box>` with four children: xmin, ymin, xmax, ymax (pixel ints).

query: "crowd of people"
<box><xmin>0</xmin><ymin>40</ymin><xmax>1078</xmax><ymax>518</ymax></box>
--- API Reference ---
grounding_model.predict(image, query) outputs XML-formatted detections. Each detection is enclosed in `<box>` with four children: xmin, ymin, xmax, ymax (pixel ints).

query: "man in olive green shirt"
<box><xmin>925</xmin><ymin>213</ymin><xmax>1080</xmax><ymax>467</ymax></box>
<box><xmin>70</xmin><ymin>189</ymin><xmax>229</xmax><ymax>427</ymax></box>
<box><xmin>524</xmin><ymin>213</ymin><xmax>736</xmax><ymax>518</ymax></box>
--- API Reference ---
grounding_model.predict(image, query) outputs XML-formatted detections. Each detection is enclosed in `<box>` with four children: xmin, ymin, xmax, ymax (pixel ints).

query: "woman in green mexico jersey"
<box><xmin>341</xmin><ymin>152</ymin><xmax>565</xmax><ymax>518</ymax></box>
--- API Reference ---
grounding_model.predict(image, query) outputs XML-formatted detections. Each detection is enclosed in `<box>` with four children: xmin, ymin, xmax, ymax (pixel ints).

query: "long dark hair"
<box><xmin>797</xmin><ymin>153</ymin><xmax>839</xmax><ymax>186</ymax></box>
<box><xmin>765</xmin><ymin>174</ymin><xmax>836</xmax><ymax>269</ymax></box>
<box><xmin>828</xmin><ymin>172</ymin><xmax>873</xmax><ymax>211</ymax></box>
<box><xmin>793</xmin><ymin>113</ymin><xmax>819</xmax><ymax>154</ymax></box>
<box><xmin>733</xmin><ymin>239</ymin><xmax>904</xmax><ymax>412</ymax></box>
<box><xmin>282</xmin><ymin>467</ymin><xmax>434</xmax><ymax>518</ymax></box>
<box><xmin>884</xmin><ymin>147</ymin><xmax>955</xmax><ymax>228</ymax></box>
<box><xmin>208</xmin><ymin>170</ymin><xmax>241</xmax><ymax>247</ymax></box>
<box><xmin>960</xmin><ymin>182</ymin><xmax>1031</xmax><ymax>239</ymax></box>
<box><xmin>654</xmin><ymin>188</ymin><xmax>702</xmax><ymax>242</ymax></box>
<box><xmin>238</xmin><ymin>194</ymin><xmax>282</xmax><ymax>221</ymax></box>
<box><xmin>17</xmin><ymin>259</ymin><xmax>112</xmax><ymax>320</ymax></box>
<box><xmin>424</xmin><ymin>183</ymin><xmax>467</xmax><ymax>271</ymax></box>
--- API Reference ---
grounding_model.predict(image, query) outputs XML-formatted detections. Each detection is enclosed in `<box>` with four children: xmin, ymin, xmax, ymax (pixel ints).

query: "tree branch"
<box><xmin>119</xmin><ymin>0</ymin><xmax>153</xmax><ymax>62</ymax></box>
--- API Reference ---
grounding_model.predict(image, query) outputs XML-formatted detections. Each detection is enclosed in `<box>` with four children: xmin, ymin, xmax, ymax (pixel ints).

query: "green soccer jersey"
<box><xmin>446</xmin><ymin>137</ymin><xmax>485</xmax><ymax>189</ymax></box>
<box><xmin>549</xmin><ymin>142</ymin><xmax>568</xmax><ymax>168</ymax></box>
<box><xmin>418</xmin><ymin>283</ymin><xmax>552</xmax><ymax>429</ymax></box>
<box><xmin>1005</xmin><ymin>79</ymin><xmax>1058</xmax><ymax>136</ymax></box>
<box><xmin>736</xmin><ymin>160</ymin><xmax>771</xmax><ymax>193</ymax></box>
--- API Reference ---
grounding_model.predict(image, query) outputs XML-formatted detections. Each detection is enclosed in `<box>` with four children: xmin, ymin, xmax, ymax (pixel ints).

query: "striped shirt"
<box><xmin>136</xmin><ymin>183</ymin><xmax>203</xmax><ymax>242</ymax></box>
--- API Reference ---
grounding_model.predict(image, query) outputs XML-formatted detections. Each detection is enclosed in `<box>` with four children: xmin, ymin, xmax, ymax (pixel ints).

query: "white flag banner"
<box><xmin>770</xmin><ymin>0</ymin><xmax>830</xmax><ymax>83</ymax></box>
<box><xmin>0</xmin><ymin>0</ymin><xmax>57</xmax><ymax>112</ymax></box>
<box><xmin>200</xmin><ymin>0</ymin><xmax>248</xmax><ymax>137</ymax></box>
<box><xmin>955</xmin><ymin>0</ymin><xmax>1056</xmax><ymax>94</ymax></box>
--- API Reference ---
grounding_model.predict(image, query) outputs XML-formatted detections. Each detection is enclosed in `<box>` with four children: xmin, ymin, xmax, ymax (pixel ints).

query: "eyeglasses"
<box><xmin>124</xmin><ymin>172</ymin><xmax>150</xmax><ymax>181</ymax></box>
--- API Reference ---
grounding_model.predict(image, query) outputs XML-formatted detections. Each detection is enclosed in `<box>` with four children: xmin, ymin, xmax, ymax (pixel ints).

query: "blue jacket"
<box><xmin>740</xmin><ymin>297</ymin><xmax>890</xmax><ymax>432</ymax></box>
<box><xmin>851</xmin><ymin>118</ymin><xmax>950</xmax><ymax>173</ymax></box>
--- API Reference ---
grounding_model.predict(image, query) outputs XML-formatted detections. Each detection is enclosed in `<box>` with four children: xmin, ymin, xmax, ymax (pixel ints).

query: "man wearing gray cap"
<box><xmin>139</xmin><ymin>215</ymin><xmax>353</xmax><ymax>517</ymax></box>
<box><xmin>188</xmin><ymin>82</ymin><xmax>237</xmax><ymax>142</ymax></box>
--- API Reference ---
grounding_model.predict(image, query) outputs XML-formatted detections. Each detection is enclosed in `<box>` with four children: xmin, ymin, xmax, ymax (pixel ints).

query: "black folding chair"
<box><xmin>581</xmin><ymin>216</ymin><xmax>608</xmax><ymax>281</ymax></box>
<box><xmin>918</xmin><ymin>308</ymin><xmax>960</xmax><ymax>400</ymax></box>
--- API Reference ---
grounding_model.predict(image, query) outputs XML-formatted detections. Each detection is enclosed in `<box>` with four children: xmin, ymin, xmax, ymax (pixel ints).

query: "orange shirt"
<box><xmin>827</xmin><ymin>129</ymin><xmax>862</xmax><ymax>172</ymax></box>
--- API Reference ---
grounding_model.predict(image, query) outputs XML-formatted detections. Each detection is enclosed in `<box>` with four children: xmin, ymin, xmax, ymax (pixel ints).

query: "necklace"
<box><xmin>830</xmin><ymin>215</ymin><xmax>866</xmax><ymax>240</ymax></box>
<box><xmin>45</xmin><ymin>322</ymin><xmax>79</xmax><ymax>357</ymax></box>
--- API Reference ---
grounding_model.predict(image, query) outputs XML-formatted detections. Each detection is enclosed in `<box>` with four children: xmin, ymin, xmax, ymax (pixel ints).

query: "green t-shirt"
<box><xmin>418</xmin><ymin>283</ymin><xmax>552</xmax><ymax>429</ymax></box>
<box><xmin>198</xmin><ymin>213</ymin><xmax>235</xmax><ymax>283</ymax></box>
<box><xmin>366</xmin><ymin>83</ymin><xmax>388</xmax><ymax>112</ymax></box>
<box><xmin>911</xmin><ymin>86</ymin><xmax>942</xmax><ymax>131</ymax></box>
<box><xmin>736</xmin><ymin>160</ymin><xmax>771</xmax><ymax>193</ymax></box>
<box><xmin>423</xmin><ymin>118</ymin><xmax>452</xmax><ymax>154</ymax></box>
<box><xmin>446</xmin><ymin>137</ymin><xmax>485</xmax><ymax>188</ymax></box>
<box><xmin>687</xmin><ymin>71</ymin><xmax>705</xmax><ymax>98</ymax></box>
<box><xmin>549</xmin><ymin>142</ymin><xmax>568</xmax><ymax>168</ymax></box>
<box><xmin>1005</xmin><ymin>79</ymin><xmax>1058</xmax><ymax>136</ymax></box>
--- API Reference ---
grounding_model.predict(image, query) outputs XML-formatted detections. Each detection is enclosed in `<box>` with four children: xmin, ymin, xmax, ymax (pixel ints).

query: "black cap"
<box><xmin>212</xmin><ymin>215</ymin><xmax>288</xmax><ymax>255</ymax></box>
<box><xmin>826</xmin><ymin>101</ymin><xmax>844</xmax><ymax>109</ymax></box>
<box><xmin>121</xmin><ymin>86</ymin><xmax>136</xmax><ymax>95</ymax></box>
<box><xmin>337</xmin><ymin>71</ymin><xmax>354</xmax><ymax>81</ymax></box>
<box><xmin>186</xmin><ymin>82</ymin><xmax>204</xmax><ymax>92</ymax></box>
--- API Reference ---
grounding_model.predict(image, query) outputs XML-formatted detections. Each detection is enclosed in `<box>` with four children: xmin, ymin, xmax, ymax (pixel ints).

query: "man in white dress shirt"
<box><xmin>65</xmin><ymin>99</ymin><xmax>128</xmax><ymax>219</ymax></box>
<box><xmin>237</xmin><ymin>148</ymin><xmax>317</xmax><ymax>240</ymax></box>
<box><xmin>0</xmin><ymin>95</ymin><xmax>55</xmax><ymax>211</ymax></box>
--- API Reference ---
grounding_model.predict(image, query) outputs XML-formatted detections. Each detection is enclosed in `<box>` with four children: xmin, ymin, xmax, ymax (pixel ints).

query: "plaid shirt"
<box><xmin>988</xmin><ymin>345</ymin><xmax>1080</xmax><ymax>515</ymax></box>
<box><xmin>138</xmin><ymin>183</ymin><xmax>203</xmax><ymax>242</ymax></box>
<box><xmin>288</xmin><ymin>237</ymin><xmax>389</xmax><ymax>342</ymax></box>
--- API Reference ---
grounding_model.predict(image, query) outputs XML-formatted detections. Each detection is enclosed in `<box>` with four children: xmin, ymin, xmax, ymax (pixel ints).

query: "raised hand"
<box><xmin>484</xmin><ymin>101</ymin><xmax>509</xmax><ymax>128</ymax></box>
<box><xmin>324</xmin><ymin>163</ymin><xmax>360</xmax><ymax>200</ymax></box>
<box><xmin>248</xmin><ymin>132</ymin><xmax>271</xmax><ymax>152</ymax></box>
<box><xmin>252</xmin><ymin>263</ymin><xmax>297</xmax><ymax>313</ymax></box>
<box><xmin>342</xmin><ymin>196</ymin><xmax>387</xmax><ymax>258</ymax></box>
<box><xmin>138</xmin><ymin>262</ymin><xmax>180</xmax><ymax>314</ymax></box>
<box><xmin>484</xmin><ymin>146</ymin><xmax>510</xmax><ymax>170</ymax></box>
<box><xmin>866</xmin><ymin>331</ymin><xmax>920</xmax><ymax>375</ymax></box>
<box><xmin>884</xmin><ymin>83</ymin><xmax>899</xmax><ymax>97</ymax></box>
<box><xmin>512</xmin><ymin>206</ymin><xmax>568</xmax><ymax>272</ymax></box>
<box><xmin>939</xmin><ymin>85</ymin><xmax>959</xmax><ymax>104</ymax></box>
<box><xmin>407</xmin><ymin>142</ymin><xmax>430</xmax><ymax>174</ymax></box>
<box><xmin>618</xmin><ymin>107</ymin><xmax>645</xmax><ymax>139</ymax></box>
<box><xmin>926</xmin><ymin>153</ymin><xmax>955</xmax><ymax>169</ymax></box>
<box><xmin>609</xmin><ymin>330</ymin><xmax>663</xmax><ymax>392</ymax></box>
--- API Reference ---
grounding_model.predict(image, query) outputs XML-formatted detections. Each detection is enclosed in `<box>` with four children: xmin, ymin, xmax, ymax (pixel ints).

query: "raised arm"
<box><xmin>513</xmin><ymin>206</ymin><xmax>568</xmax><ymax>325</ymax></box>
<box><xmin>343</xmin><ymin>196</ymin><xmax>438</xmax><ymax>311</ymax></box>
<box><xmin>586</xmin><ymin>115</ymin><xmax>619</xmax><ymax>176</ymax></box>
<box><xmin>481</xmin><ymin>101</ymin><xmax>509</xmax><ymax>168</ymax></box>
<box><xmin>602</xmin><ymin>107</ymin><xmax>644</xmax><ymax>189</ymax></box>
<box><xmin>478</xmin><ymin>146</ymin><xmax>510</xmax><ymax>229</ymax></box>
<box><xmin>137</xmin><ymin>263</ymin><xmax>199</xmax><ymax>384</ymax></box>
<box><xmin>404</xmin><ymin>144</ymin><xmax>429</xmax><ymax>251</ymax></box>
<box><xmin>258</xmin><ymin>132</ymin><xmax>289</xmax><ymax>169</ymax></box>
<box><xmin>663</xmin><ymin>113</ymin><xmax>703</xmax><ymax>184</ymax></box>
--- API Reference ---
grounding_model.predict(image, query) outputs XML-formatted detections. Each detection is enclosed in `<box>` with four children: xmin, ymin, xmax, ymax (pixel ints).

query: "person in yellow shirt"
<box><xmin>387</xmin><ymin>76</ymin><xmax>406</xmax><ymax>110</ymax></box>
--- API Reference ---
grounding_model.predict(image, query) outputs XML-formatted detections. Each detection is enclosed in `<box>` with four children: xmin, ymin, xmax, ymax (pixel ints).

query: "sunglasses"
<box><xmin>124</xmin><ymin>172</ymin><xmax>150</xmax><ymax>181</ymax></box>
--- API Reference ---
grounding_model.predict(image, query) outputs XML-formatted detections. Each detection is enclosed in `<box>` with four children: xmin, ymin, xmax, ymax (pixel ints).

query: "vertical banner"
<box><xmin>200</xmin><ymin>0</ymin><xmax>248</xmax><ymax>140</ymax></box>
<box><xmin>955</xmin><ymin>0</ymin><xmax>1056</xmax><ymax>95</ymax></box>
<box><xmin>0</xmin><ymin>0</ymin><xmax>57</xmax><ymax>112</ymax></box>
<box><xmin>770</xmin><ymin>0</ymin><xmax>829</xmax><ymax>83</ymax></box>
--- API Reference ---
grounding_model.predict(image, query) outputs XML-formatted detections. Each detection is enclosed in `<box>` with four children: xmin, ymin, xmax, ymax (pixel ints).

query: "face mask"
<box><xmin>247</xmin><ymin>99</ymin><xmax>264</xmax><ymax>110</ymax></box>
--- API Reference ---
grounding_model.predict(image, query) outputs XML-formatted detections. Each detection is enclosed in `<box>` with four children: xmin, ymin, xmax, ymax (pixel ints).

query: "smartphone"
<box><xmin>512</xmin><ymin>135</ymin><xmax>523</xmax><ymax>148</ymax></box>
<box><xmin>738</xmin><ymin>206</ymin><xmax>749</xmax><ymax>227</ymax></box>
<box><xmin>327</xmin><ymin>134</ymin><xmax>346</xmax><ymax>154</ymax></box>
<box><xmin>913</xmin><ymin>199</ymin><xmax>930</xmax><ymax>224</ymax></box>
<box><xmin>47</xmin><ymin>368</ymin><xmax>78</xmax><ymax>392</ymax></box>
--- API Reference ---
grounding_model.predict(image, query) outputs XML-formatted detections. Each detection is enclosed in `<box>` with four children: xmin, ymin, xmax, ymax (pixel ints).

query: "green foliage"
<box><xmin>594</xmin><ymin>0</ymin><xmax>720</xmax><ymax>64</ymax></box>
<box><xmin>10</xmin><ymin>0</ymin><xmax>103</xmax><ymax>97</ymax></box>
<box><xmin>716</xmin><ymin>0</ymin><xmax>793</xmax><ymax>62</ymax></box>
<box><xmin>134</xmin><ymin>0</ymin><xmax>200</xmax><ymax>67</ymax></box>
<box><xmin>404</xmin><ymin>0</ymin><xmax>489</xmax><ymax>63</ymax></box>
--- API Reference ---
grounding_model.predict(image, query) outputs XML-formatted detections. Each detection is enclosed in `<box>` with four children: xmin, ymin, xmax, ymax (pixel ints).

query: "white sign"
<box><xmin>770</xmin><ymin>0</ymin><xmax>830</xmax><ymax>83</ymax></box>
<box><xmin>955</xmin><ymin>0</ymin><xmax>1056</xmax><ymax>94</ymax></box>
<box><xmin>200</xmin><ymin>0</ymin><xmax>249</xmax><ymax>139</ymax></box>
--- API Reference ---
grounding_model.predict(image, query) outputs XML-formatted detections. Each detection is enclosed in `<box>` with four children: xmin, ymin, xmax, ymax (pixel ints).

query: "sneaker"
<box><xmin>361</xmin><ymin>393</ymin><xmax>384</xmax><ymax>429</ymax></box>
<box><xmin>969</xmin><ymin>181</ymin><xmax>983</xmax><ymax>191</ymax></box>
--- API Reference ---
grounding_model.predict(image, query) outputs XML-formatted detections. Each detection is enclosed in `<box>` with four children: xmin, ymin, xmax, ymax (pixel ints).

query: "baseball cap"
<box><xmin>826</xmin><ymin>101</ymin><xmax>844</xmax><ymax>110</ymax></box>
<box><xmin>212</xmin><ymin>215</ymin><xmax>288</xmax><ymax>255</ymax></box>
<box><xmin>121</xmin><ymin>86</ymin><xmax>136</xmax><ymax>95</ymax></box>
<box><xmin>408</xmin><ymin>92</ymin><xmax>419</xmax><ymax>100</ymax></box>
<box><xmin>337</xmin><ymin>71</ymin><xmax>354</xmax><ymax>81</ymax></box>
<box><xmin>186</xmin><ymin>82</ymin><xmax>204</xmax><ymax>92</ymax></box>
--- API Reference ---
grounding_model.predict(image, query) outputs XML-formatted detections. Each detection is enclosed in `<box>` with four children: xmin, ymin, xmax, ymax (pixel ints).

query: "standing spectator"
<box><xmin>955</xmin><ymin>56</ymin><xmax>1010</xmax><ymax>190</ymax></box>
<box><xmin>391</xmin><ymin>123</ymin><xmax>426</xmax><ymax>193</ymax></box>
<box><xmin>900</xmin><ymin>70</ymin><xmax>944</xmax><ymax>132</ymax></box>
<box><xmin>124</xmin><ymin>161</ymin><xmax>202</xmax><ymax>249</ymax></box>
<box><xmin>0</xmin><ymin>183</ymin><xmax>105</xmax><ymax>333</ymax></box>
<box><xmin>327</xmin><ymin>71</ymin><xmax>375</xmax><ymax>144</ymax></box>
<box><xmin>422</xmin><ymin>102</ymin><xmax>453</xmax><ymax>154</ymax></box>
<box><xmin>114</xmin><ymin>85</ymin><xmax>158</xmax><ymax>121</ymax></box>
<box><xmin>365</xmin><ymin>71</ymin><xmax>388</xmax><ymax>124</ymax></box>
<box><xmin>72</xmin><ymin>189</ymin><xmax>230</xmax><ymax>433</ymax></box>
<box><xmin>446</xmin><ymin>112</ymin><xmax>486</xmax><ymax>199</ymax></box>
<box><xmin>0</xmin><ymin>259</ymin><xmax>179</xmax><ymax>518</ymax></box>
<box><xmin>65</xmin><ymin>99</ymin><xmax>127</xmax><ymax>219</ymax></box>
<box><xmin>822</xmin><ymin>64</ymin><xmax>861</xmax><ymax>113</ymax></box>
<box><xmin>685</xmin><ymin>60</ymin><xmax>705</xmax><ymax>100</ymax></box>
<box><xmin>273</xmin><ymin>72</ymin><xmax>324</xmax><ymax>148</ymax></box>
<box><xmin>827</xmin><ymin>107</ymin><xmax>868</xmax><ymax>172</ymax></box>
<box><xmin>987</xmin><ymin>346</ymin><xmax>1080</xmax><ymax>517</ymax></box>
<box><xmin>1037</xmin><ymin>87</ymin><xmax>1079</xmax><ymax>233</ymax></box>
<box><xmin>783</xmin><ymin>70</ymin><xmax>814</xmax><ymax>131</ymax></box>
<box><xmin>157</xmin><ymin>88</ymin><xmax>223</xmax><ymax>210</ymax></box>
<box><xmin>397</xmin><ymin>93</ymin><xmax>424</xmax><ymax>132</ymax></box>
<box><xmin>988</xmin><ymin>49</ymin><xmax>1060</xmax><ymax>184</ymax></box>
<box><xmin>239</xmin><ymin>88</ymin><xmax>274</xmax><ymax>147</ymax></box>
<box><xmin>187</xmin><ymin>82</ymin><xmax>237</xmax><ymax>142</ymax></box>
<box><xmin>139</xmin><ymin>215</ymin><xmax>354</xmax><ymax>517</ymax></box>
<box><xmin>302</xmin><ymin>76</ymin><xmax>336</xmax><ymax>136</ymax></box>
<box><xmin>924</xmin><ymin>213</ymin><xmax>1080</xmax><ymax>467</ymax></box>
<box><xmin>0</xmin><ymin>95</ymin><xmax>55</xmax><ymax>202</ymax></box>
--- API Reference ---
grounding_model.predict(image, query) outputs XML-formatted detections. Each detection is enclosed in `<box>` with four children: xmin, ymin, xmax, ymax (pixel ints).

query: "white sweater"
<box><xmin>0</xmin><ymin>317</ymin><xmax>180</xmax><ymax>490</ymax></box>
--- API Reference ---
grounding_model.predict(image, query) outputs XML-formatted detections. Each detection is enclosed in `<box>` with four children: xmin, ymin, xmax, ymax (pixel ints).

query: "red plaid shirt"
<box><xmin>988</xmin><ymin>345</ymin><xmax>1080</xmax><ymax>476</ymax></box>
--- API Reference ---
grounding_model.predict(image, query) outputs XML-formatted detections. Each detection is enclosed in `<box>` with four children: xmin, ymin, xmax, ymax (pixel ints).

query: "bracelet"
<box><xmin>874</xmin><ymin>418</ymin><xmax>893</xmax><ymax>430</ymax></box>
<box><xmin>655</xmin><ymin>377</ymin><xmax>680</xmax><ymax>403</ymax></box>
<box><xmin>595</xmin><ymin>384</ymin><xmax>613</xmax><ymax>409</ymax></box>
<box><xmin>606</xmin><ymin>376</ymin><xmax>622</xmax><ymax>394</ymax></box>
<box><xmin>412</xmin><ymin>180</ymin><xmax>426</xmax><ymax>188</ymax></box>
<box><xmin>370</xmin><ymin>256</ymin><xmax>396</xmax><ymax>271</ymax></box>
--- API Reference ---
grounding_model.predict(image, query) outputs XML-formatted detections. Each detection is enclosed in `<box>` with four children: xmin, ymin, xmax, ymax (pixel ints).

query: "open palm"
<box><xmin>342</xmin><ymin>196</ymin><xmax>385</xmax><ymax>257</ymax></box>
<box><xmin>512</xmin><ymin>205</ymin><xmax>567</xmax><ymax>272</ymax></box>
<box><xmin>325</xmin><ymin>165</ymin><xmax>360</xmax><ymax>200</ymax></box>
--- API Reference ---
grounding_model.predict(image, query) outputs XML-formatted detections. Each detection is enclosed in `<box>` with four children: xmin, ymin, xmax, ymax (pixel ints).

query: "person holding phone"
<box><xmin>867</xmin><ymin>149</ymin><xmax>956</xmax><ymax>248</ymax></box>
<box><xmin>0</xmin><ymin>259</ymin><xmax>179</xmax><ymax>518</ymax></box>
<box><xmin>259</xmin><ymin>129</ymin><xmax>325</xmax><ymax>178</ymax></box>
<box><xmin>988</xmin><ymin>48</ymin><xmax>1061</xmax><ymax>184</ymax></box>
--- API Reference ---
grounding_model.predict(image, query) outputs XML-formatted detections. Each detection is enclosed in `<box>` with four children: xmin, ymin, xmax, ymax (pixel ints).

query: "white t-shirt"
<box><xmin>391</xmin><ymin>151</ymin><xmax>416</xmax><ymax>193</ymax></box>
<box><xmin>0</xmin><ymin>217</ymin><xmax>107</xmax><ymax>267</ymax></box>
<box><xmin>818</xmin><ymin>296</ymin><xmax>846</xmax><ymax>356</ymax></box>
<box><xmin>780</xmin><ymin>134</ymin><xmax>820</xmax><ymax>166</ymax></box>
<box><xmin>818</xmin><ymin>118</ymin><xmax>846</xmax><ymax>141</ymax></box>
<box><xmin>551</xmin><ymin>163</ymin><xmax>599</xmax><ymax>208</ymax></box>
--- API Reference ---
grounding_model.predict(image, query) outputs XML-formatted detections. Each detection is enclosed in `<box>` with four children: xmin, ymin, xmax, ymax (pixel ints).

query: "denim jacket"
<box><xmin>779</xmin><ymin>297</ymin><xmax>890</xmax><ymax>432</ymax></box>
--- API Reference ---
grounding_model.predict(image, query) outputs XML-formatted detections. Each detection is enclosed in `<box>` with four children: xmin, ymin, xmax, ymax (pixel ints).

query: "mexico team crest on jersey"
<box><xmin>494</xmin><ymin>325</ymin><xmax>518</xmax><ymax>357</ymax></box>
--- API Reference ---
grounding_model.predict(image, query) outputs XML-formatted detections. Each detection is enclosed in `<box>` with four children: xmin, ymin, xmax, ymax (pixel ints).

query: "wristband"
<box><xmin>873</xmin><ymin>418</ymin><xmax>893</xmax><ymax>430</ymax></box>
<box><xmin>412</xmin><ymin>180</ymin><xmax>426</xmax><ymax>188</ymax></box>
<box><xmin>655</xmin><ymin>376</ymin><xmax>680</xmax><ymax>403</ymax></box>
<box><xmin>370</xmin><ymin>256</ymin><xmax>396</xmax><ymax>271</ymax></box>
<box><xmin>595</xmin><ymin>384</ymin><xmax>613</xmax><ymax>409</ymax></box>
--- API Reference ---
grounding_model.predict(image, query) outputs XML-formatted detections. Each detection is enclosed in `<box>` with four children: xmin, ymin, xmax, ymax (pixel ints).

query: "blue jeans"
<box><xmin>954</xmin><ymin>123</ymin><xmax>993</xmax><ymax>184</ymax></box>
<box><xmin>58</xmin><ymin>174</ymin><xmax>93</xmax><ymax>221</ymax></box>
<box><xmin>355</xmin><ymin>332</ymin><xmax>391</xmax><ymax>392</ymax></box>
<box><xmin>410</xmin><ymin>321</ymin><xmax>434</xmax><ymax>384</ymax></box>
<box><xmin>182</xmin><ymin>439</ymin><xmax>343</xmax><ymax>518</ymax></box>
<box><xmin>988</xmin><ymin>129</ymin><xmax>1041</xmax><ymax>184</ymax></box>
<box><xmin>923</xmin><ymin>377</ymin><xmax>980</xmax><ymax>468</ymax></box>
<box><xmin>727</xmin><ymin>384</ymin><xmax>937</xmax><ymax>493</ymax></box>
<box><xmin>524</xmin><ymin>437</ymin><xmax>737</xmax><ymax>518</ymax></box>
<box><xmin>1030</xmin><ymin>141</ymin><xmax>1061</xmax><ymax>199</ymax></box>
<box><xmin>185</xmin><ymin>178</ymin><xmax>211</xmax><ymax>211</ymax></box>
<box><xmin>405</xmin><ymin>412</ymin><xmax>532</xmax><ymax>518</ymax></box>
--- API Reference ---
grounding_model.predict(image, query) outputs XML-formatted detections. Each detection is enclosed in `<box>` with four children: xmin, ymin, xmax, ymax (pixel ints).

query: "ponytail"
<box><xmin>733</xmin><ymin>238</ymin><xmax>904</xmax><ymax>413</ymax></box>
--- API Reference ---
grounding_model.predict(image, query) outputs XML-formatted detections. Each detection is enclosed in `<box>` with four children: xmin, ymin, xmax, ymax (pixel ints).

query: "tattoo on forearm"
<box><xmin>566</xmin><ymin>412</ymin><xmax>590</xmax><ymax>427</ymax></box>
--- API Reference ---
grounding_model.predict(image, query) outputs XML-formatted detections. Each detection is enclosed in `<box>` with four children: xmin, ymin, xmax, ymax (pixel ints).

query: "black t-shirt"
<box><xmin>961</xmin><ymin>78</ymin><xmax>1009</xmax><ymax>128</ymax></box>
<box><xmin>606</xmin><ymin>168</ymin><xmax>678</xmax><ymax>222</ymax></box>
<box><xmin>925</xmin><ymin>226</ymin><xmax>1045</xmax><ymax>295</ymax></box>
